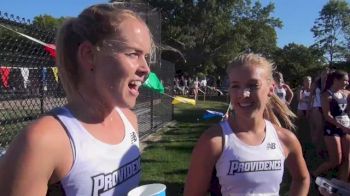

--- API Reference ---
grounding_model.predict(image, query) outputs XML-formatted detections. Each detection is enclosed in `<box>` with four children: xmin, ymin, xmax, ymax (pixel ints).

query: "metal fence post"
<box><xmin>40</xmin><ymin>67</ymin><xmax>44</xmax><ymax>114</ymax></box>
<box><xmin>150</xmin><ymin>91</ymin><xmax>154</xmax><ymax>129</ymax></box>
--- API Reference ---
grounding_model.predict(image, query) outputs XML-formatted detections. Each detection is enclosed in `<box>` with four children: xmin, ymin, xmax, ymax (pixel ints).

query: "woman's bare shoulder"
<box><xmin>22</xmin><ymin>115</ymin><xmax>68</xmax><ymax>144</ymax></box>
<box><xmin>203</xmin><ymin>124</ymin><xmax>222</xmax><ymax>138</ymax></box>
<box><xmin>273</xmin><ymin>125</ymin><xmax>300</xmax><ymax>154</ymax></box>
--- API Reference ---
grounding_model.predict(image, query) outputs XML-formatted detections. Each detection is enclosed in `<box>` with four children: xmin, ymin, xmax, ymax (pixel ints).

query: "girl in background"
<box><xmin>185</xmin><ymin>53</ymin><xmax>309</xmax><ymax>195</ymax></box>
<box><xmin>273</xmin><ymin>71</ymin><xmax>294</xmax><ymax>106</ymax></box>
<box><xmin>297</xmin><ymin>76</ymin><xmax>312</xmax><ymax>119</ymax></box>
<box><xmin>310</xmin><ymin>69</ymin><xmax>329</xmax><ymax>158</ymax></box>
<box><xmin>313</xmin><ymin>70</ymin><xmax>350</xmax><ymax>182</ymax></box>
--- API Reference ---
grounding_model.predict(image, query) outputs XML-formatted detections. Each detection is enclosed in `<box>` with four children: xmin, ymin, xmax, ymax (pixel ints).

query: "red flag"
<box><xmin>44</xmin><ymin>44</ymin><xmax>56</xmax><ymax>58</ymax></box>
<box><xmin>0</xmin><ymin>67</ymin><xmax>11</xmax><ymax>88</ymax></box>
<box><xmin>0</xmin><ymin>24</ymin><xmax>56</xmax><ymax>59</ymax></box>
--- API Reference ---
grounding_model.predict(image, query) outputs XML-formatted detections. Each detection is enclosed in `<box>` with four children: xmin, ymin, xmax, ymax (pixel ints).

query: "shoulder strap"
<box><xmin>219</xmin><ymin>120</ymin><xmax>232</xmax><ymax>149</ymax></box>
<box><xmin>115</xmin><ymin>108</ymin><xmax>136</xmax><ymax>133</ymax></box>
<box><xmin>219</xmin><ymin>120</ymin><xmax>232</xmax><ymax>136</ymax></box>
<box><xmin>48</xmin><ymin>107</ymin><xmax>76</xmax><ymax>162</ymax></box>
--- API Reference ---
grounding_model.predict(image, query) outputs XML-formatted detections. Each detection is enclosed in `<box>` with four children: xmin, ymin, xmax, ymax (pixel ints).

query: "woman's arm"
<box><xmin>0</xmin><ymin>116</ymin><xmax>69</xmax><ymax>196</ymax></box>
<box><xmin>276</xmin><ymin>127</ymin><xmax>310</xmax><ymax>196</ymax></box>
<box><xmin>346</xmin><ymin>90</ymin><xmax>350</xmax><ymax>116</ymax></box>
<box><xmin>184</xmin><ymin>125</ymin><xmax>223</xmax><ymax>196</ymax></box>
<box><xmin>297</xmin><ymin>88</ymin><xmax>303</xmax><ymax>102</ymax></box>
<box><xmin>309</xmin><ymin>83</ymin><xmax>317</xmax><ymax>107</ymax></box>
<box><xmin>284</xmin><ymin>84</ymin><xmax>294</xmax><ymax>105</ymax></box>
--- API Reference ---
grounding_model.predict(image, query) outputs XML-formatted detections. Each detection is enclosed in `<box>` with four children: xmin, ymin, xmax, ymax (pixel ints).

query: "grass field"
<box><xmin>140</xmin><ymin>100</ymin><xmax>323</xmax><ymax>196</ymax></box>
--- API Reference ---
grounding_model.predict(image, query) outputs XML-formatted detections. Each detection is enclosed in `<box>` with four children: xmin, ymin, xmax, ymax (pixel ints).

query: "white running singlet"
<box><xmin>53</xmin><ymin>107</ymin><xmax>141</xmax><ymax>196</ymax></box>
<box><xmin>274</xmin><ymin>86</ymin><xmax>286</xmax><ymax>103</ymax></box>
<box><xmin>215</xmin><ymin>120</ymin><xmax>285</xmax><ymax>196</ymax></box>
<box><xmin>297</xmin><ymin>90</ymin><xmax>311</xmax><ymax>110</ymax></box>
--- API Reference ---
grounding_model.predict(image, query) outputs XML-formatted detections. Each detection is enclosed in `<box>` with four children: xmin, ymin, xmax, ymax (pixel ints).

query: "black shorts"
<box><xmin>313</xmin><ymin>107</ymin><xmax>323</xmax><ymax>114</ymax></box>
<box><xmin>298</xmin><ymin>110</ymin><xmax>308</xmax><ymax>116</ymax></box>
<box><xmin>324</xmin><ymin>124</ymin><xmax>345</xmax><ymax>137</ymax></box>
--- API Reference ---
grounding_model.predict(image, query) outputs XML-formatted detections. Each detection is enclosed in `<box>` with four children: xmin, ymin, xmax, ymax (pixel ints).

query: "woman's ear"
<box><xmin>77</xmin><ymin>41</ymin><xmax>95</xmax><ymax>71</ymax></box>
<box><xmin>268</xmin><ymin>82</ymin><xmax>275</xmax><ymax>97</ymax></box>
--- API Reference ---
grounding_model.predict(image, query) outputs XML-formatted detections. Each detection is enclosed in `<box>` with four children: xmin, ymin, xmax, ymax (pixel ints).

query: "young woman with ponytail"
<box><xmin>0</xmin><ymin>4</ymin><xmax>152</xmax><ymax>195</ymax></box>
<box><xmin>312</xmin><ymin>70</ymin><xmax>350</xmax><ymax>181</ymax></box>
<box><xmin>184</xmin><ymin>53</ymin><xmax>309</xmax><ymax>196</ymax></box>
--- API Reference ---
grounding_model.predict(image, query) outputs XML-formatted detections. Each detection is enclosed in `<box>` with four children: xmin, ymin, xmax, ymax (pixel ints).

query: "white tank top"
<box><xmin>215</xmin><ymin>120</ymin><xmax>285</xmax><ymax>196</ymax></box>
<box><xmin>275</xmin><ymin>86</ymin><xmax>286</xmax><ymax>103</ymax></box>
<box><xmin>54</xmin><ymin>107</ymin><xmax>141</xmax><ymax>196</ymax></box>
<box><xmin>312</xmin><ymin>88</ymin><xmax>322</xmax><ymax>108</ymax></box>
<box><xmin>297</xmin><ymin>89</ymin><xmax>311</xmax><ymax>110</ymax></box>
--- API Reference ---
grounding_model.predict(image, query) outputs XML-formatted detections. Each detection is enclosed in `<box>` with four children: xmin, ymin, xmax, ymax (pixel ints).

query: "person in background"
<box><xmin>347</xmin><ymin>72</ymin><xmax>350</xmax><ymax>91</ymax></box>
<box><xmin>179</xmin><ymin>75</ymin><xmax>187</xmax><ymax>95</ymax></box>
<box><xmin>190</xmin><ymin>76</ymin><xmax>200</xmax><ymax>102</ymax></box>
<box><xmin>184</xmin><ymin>53</ymin><xmax>309</xmax><ymax>195</ymax></box>
<box><xmin>200</xmin><ymin>76</ymin><xmax>207</xmax><ymax>87</ymax></box>
<box><xmin>273</xmin><ymin>71</ymin><xmax>294</xmax><ymax>106</ymax></box>
<box><xmin>310</xmin><ymin>69</ymin><xmax>329</xmax><ymax>158</ymax></box>
<box><xmin>297</xmin><ymin>76</ymin><xmax>312</xmax><ymax>119</ymax></box>
<box><xmin>0</xmin><ymin>3</ymin><xmax>152</xmax><ymax>195</ymax></box>
<box><xmin>312</xmin><ymin>70</ymin><xmax>350</xmax><ymax>182</ymax></box>
<box><xmin>216</xmin><ymin>76</ymin><xmax>224</xmax><ymax>96</ymax></box>
<box><xmin>174</xmin><ymin>77</ymin><xmax>185</xmax><ymax>95</ymax></box>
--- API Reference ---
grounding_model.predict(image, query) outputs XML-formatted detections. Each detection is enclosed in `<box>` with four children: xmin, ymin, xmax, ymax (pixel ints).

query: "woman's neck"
<box><xmin>231</xmin><ymin>115</ymin><xmax>265</xmax><ymax>133</ymax></box>
<box><xmin>303</xmin><ymin>86</ymin><xmax>310</xmax><ymax>91</ymax></box>
<box><xmin>329</xmin><ymin>86</ymin><xmax>341</xmax><ymax>93</ymax></box>
<box><xmin>67</xmin><ymin>92</ymin><xmax>114</xmax><ymax>124</ymax></box>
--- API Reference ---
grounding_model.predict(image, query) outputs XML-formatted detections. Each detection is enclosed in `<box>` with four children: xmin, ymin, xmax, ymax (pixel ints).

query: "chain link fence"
<box><xmin>0</xmin><ymin>3</ymin><xmax>174</xmax><ymax>148</ymax></box>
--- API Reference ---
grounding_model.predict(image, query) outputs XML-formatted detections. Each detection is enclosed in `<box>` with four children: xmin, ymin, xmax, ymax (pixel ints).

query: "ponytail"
<box><xmin>264</xmin><ymin>94</ymin><xmax>296</xmax><ymax>130</ymax></box>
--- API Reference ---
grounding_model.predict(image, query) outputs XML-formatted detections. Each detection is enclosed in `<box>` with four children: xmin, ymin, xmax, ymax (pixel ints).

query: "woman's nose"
<box><xmin>243</xmin><ymin>88</ymin><xmax>251</xmax><ymax>97</ymax></box>
<box><xmin>237</xmin><ymin>88</ymin><xmax>251</xmax><ymax>98</ymax></box>
<box><xmin>139</xmin><ymin>56</ymin><xmax>150</xmax><ymax>75</ymax></box>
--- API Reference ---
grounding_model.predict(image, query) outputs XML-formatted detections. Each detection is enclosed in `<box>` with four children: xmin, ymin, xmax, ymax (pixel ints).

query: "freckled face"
<box><xmin>228</xmin><ymin>65</ymin><xmax>273</xmax><ymax>119</ymax></box>
<box><xmin>93</xmin><ymin>18</ymin><xmax>151</xmax><ymax>108</ymax></box>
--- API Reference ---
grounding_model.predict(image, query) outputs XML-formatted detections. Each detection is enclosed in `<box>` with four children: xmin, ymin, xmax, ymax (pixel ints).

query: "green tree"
<box><xmin>33</xmin><ymin>15</ymin><xmax>65</xmax><ymax>29</ymax></box>
<box><xmin>311</xmin><ymin>0</ymin><xmax>350</xmax><ymax>64</ymax></box>
<box><xmin>146</xmin><ymin>0</ymin><xmax>281</xmax><ymax>77</ymax></box>
<box><xmin>272</xmin><ymin>43</ymin><xmax>326</xmax><ymax>88</ymax></box>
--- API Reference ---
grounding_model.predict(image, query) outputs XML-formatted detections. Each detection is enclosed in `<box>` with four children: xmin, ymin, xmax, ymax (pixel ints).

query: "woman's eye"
<box><xmin>145</xmin><ymin>54</ymin><xmax>150</xmax><ymax>63</ymax></box>
<box><xmin>249</xmin><ymin>84</ymin><xmax>260</xmax><ymax>90</ymax></box>
<box><xmin>127</xmin><ymin>53</ymin><xmax>139</xmax><ymax>58</ymax></box>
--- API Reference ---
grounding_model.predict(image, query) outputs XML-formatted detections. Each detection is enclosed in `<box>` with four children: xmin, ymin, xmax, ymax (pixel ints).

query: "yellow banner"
<box><xmin>51</xmin><ymin>67</ymin><xmax>59</xmax><ymax>82</ymax></box>
<box><xmin>171</xmin><ymin>96</ymin><xmax>196</xmax><ymax>106</ymax></box>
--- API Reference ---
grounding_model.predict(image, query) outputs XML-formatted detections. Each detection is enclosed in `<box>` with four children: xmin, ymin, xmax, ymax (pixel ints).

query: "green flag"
<box><xmin>143</xmin><ymin>72</ymin><xmax>165</xmax><ymax>94</ymax></box>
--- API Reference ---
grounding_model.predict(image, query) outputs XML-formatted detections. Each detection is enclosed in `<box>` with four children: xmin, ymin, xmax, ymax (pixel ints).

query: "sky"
<box><xmin>0</xmin><ymin>0</ymin><xmax>349</xmax><ymax>48</ymax></box>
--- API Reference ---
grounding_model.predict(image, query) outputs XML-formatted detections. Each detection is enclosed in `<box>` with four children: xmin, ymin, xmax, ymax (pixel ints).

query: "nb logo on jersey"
<box><xmin>267</xmin><ymin>142</ymin><xmax>276</xmax><ymax>150</ymax></box>
<box><xmin>130</xmin><ymin>132</ymin><xmax>137</xmax><ymax>144</ymax></box>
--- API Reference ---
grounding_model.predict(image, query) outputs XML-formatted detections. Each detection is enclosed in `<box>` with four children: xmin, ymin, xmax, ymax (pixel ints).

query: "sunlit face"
<box><xmin>228</xmin><ymin>65</ymin><xmax>273</xmax><ymax>119</ymax></box>
<box><xmin>334</xmin><ymin>74</ymin><xmax>349</xmax><ymax>90</ymax></box>
<box><xmin>93</xmin><ymin>18</ymin><xmax>151</xmax><ymax>108</ymax></box>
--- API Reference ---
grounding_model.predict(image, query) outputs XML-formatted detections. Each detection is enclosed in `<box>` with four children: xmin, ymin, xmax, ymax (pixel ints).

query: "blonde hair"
<box><xmin>226</xmin><ymin>53</ymin><xmax>296</xmax><ymax>130</ymax></box>
<box><xmin>56</xmin><ymin>3</ymin><xmax>151</xmax><ymax>98</ymax></box>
